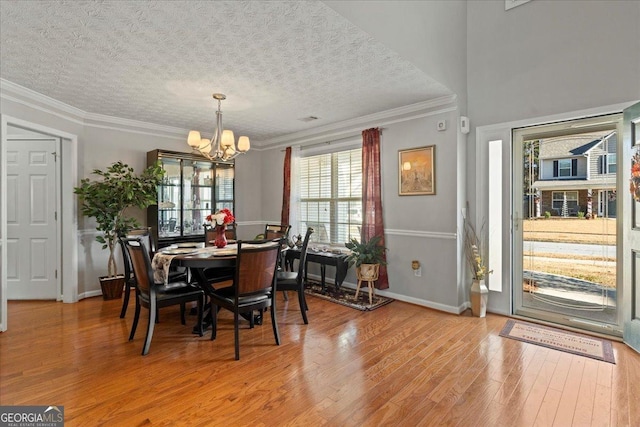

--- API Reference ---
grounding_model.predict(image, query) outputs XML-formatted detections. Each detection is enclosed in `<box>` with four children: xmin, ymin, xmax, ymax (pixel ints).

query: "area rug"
<box><xmin>304</xmin><ymin>280</ymin><xmax>393</xmax><ymax>311</ymax></box>
<box><xmin>499</xmin><ymin>319</ymin><xmax>615</xmax><ymax>364</ymax></box>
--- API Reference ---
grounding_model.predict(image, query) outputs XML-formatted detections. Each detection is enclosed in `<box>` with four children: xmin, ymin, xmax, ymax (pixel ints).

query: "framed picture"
<box><xmin>399</xmin><ymin>145</ymin><xmax>435</xmax><ymax>196</ymax></box>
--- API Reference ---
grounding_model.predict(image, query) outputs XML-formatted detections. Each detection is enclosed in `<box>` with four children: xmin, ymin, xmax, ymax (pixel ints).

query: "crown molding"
<box><xmin>2</xmin><ymin>78</ymin><xmax>457</xmax><ymax>147</ymax></box>
<box><xmin>1</xmin><ymin>79</ymin><xmax>187</xmax><ymax>139</ymax></box>
<box><xmin>259</xmin><ymin>94</ymin><xmax>458</xmax><ymax>150</ymax></box>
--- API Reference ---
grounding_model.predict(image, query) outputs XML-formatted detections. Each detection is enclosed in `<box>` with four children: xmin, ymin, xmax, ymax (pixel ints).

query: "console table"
<box><xmin>284</xmin><ymin>248</ymin><xmax>350</xmax><ymax>291</ymax></box>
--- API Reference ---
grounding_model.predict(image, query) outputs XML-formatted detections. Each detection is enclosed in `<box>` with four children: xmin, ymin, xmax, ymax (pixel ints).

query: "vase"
<box><xmin>470</xmin><ymin>279</ymin><xmax>488</xmax><ymax>317</ymax></box>
<box><xmin>214</xmin><ymin>224</ymin><xmax>228</xmax><ymax>248</ymax></box>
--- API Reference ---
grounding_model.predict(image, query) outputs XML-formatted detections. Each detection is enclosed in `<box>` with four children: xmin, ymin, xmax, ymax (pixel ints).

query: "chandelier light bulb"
<box><xmin>237</xmin><ymin>136</ymin><xmax>250</xmax><ymax>152</ymax></box>
<box><xmin>221</xmin><ymin>130</ymin><xmax>234</xmax><ymax>148</ymax></box>
<box><xmin>187</xmin><ymin>131</ymin><xmax>202</xmax><ymax>147</ymax></box>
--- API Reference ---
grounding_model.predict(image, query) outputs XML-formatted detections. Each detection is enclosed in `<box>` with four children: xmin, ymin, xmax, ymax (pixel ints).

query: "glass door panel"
<box><xmin>513</xmin><ymin>115</ymin><xmax>622</xmax><ymax>336</ymax></box>
<box><xmin>182</xmin><ymin>160</ymin><xmax>214</xmax><ymax>237</ymax></box>
<box><xmin>158</xmin><ymin>158</ymin><xmax>181</xmax><ymax>239</ymax></box>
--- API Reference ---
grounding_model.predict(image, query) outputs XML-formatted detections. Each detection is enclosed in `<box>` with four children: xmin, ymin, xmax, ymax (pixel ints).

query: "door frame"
<box><xmin>0</xmin><ymin>115</ymin><xmax>78</xmax><ymax>332</ymax></box>
<box><xmin>476</xmin><ymin>101</ymin><xmax>636</xmax><ymax>320</ymax></box>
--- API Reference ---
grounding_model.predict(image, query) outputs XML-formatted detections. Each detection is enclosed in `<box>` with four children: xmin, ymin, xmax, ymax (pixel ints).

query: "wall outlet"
<box><xmin>414</xmin><ymin>267</ymin><xmax>422</xmax><ymax>277</ymax></box>
<box><xmin>437</xmin><ymin>120</ymin><xmax>447</xmax><ymax>131</ymax></box>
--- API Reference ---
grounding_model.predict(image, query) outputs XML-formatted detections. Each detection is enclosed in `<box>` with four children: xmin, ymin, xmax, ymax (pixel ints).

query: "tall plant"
<box><xmin>74</xmin><ymin>161</ymin><xmax>164</xmax><ymax>277</ymax></box>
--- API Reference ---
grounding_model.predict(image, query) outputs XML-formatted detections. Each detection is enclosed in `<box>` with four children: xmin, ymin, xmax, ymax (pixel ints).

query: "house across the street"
<box><xmin>532</xmin><ymin>131</ymin><xmax>617</xmax><ymax>218</ymax></box>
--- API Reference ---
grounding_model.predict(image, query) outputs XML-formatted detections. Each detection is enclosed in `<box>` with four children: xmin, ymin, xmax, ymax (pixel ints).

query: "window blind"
<box><xmin>298</xmin><ymin>148</ymin><xmax>362</xmax><ymax>244</ymax></box>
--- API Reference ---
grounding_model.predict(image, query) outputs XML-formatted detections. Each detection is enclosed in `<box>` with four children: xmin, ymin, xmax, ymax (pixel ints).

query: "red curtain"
<box><xmin>281</xmin><ymin>147</ymin><xmax>292</xmax><ymax>226</ymax></box>
<box><xmin>362</xmin><ymin>128</ymin><xmax>388</xmax><ymax>289</ymax></box>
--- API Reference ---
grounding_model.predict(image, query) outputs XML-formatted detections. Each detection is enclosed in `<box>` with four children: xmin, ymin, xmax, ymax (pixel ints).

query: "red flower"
<box><xmin>206</xmin><ymin>209</ymin><xmax>235</xmax><ymax>225</ymax></box>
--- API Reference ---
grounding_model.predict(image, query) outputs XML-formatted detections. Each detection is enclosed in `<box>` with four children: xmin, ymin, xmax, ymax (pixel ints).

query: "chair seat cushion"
<box><xmin>210</xmin><ymin>286</ymin><xmax>270</xmax><ymax>307</ymax></box>
<box><xmin>156</xmin><ymin>281</ymin><xmax>198</xmax><ymax>293</ymax></box>
<box><xmin>276</xmin><ymin>271</ymin><xmax>297</xmax><ymax>281</ymax></box>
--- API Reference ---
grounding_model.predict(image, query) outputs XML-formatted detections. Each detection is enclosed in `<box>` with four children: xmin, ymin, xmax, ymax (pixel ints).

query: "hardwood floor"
<box><xmin>1</xmin><ymin>294</ymin><xmax>638</xmax><ymax>426</ymax></box>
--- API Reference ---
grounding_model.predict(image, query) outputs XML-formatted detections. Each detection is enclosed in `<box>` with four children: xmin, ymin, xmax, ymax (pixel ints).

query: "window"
<box><xmin>552</xmin><ymin>191</ymin><xmax>578</xmax><ymax>215</ymax></box>
<box><xmin>606</xmin><ymin>153</ymin><xmax>617</xmax><ymax>174</ymax></box>
<box><xmin>553</xmin><ymin>158</ymin><xmax>577</xmax><ymax>177</ymax></box>
<box><xmin>558</xmin><ymin>159</ymin><xmax>571</xmax><ymax>177</ymax></box>
<box><xmin>298</xmin><ymin>148</ymin><xmax>362</xmax><ymax>244</ymax></box>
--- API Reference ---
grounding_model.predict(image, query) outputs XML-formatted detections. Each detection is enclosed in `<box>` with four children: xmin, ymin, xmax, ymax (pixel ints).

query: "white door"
<box><xmin>622</xmin><ymin>101</ymin><xmax>640</xmax><ymax>351</ymax></box>
<box><xmin>6</xmin><ymin>138</ymin><xmax>59</xmax><ymax>299</ymax></box>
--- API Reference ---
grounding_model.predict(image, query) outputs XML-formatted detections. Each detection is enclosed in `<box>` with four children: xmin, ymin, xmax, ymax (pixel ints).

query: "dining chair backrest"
<box><xmin>127</xmin><ymin>227</ymin><xmax>156</xmax><ymax>257</ymax></box>
<box><xmin>297</xmin><ymin>227</ymin><xmax>314</xmax><ymax>281</ymax></box>
<box><xmin>264</xmin><ymin>224</ymin><xmax>291</xmax><ymax>241</ymax></box>
<box><xmin>234</xmin><ymin>240</ymin><xmax>280</xmax><ymax>297</ymax></box>
<box><xmin>123</xmin><ymin>237</ymin><xmax>154</xmax><ymax>295</ymax></box>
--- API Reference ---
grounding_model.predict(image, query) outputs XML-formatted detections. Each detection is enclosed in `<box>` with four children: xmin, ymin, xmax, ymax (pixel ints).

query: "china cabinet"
<box><xmin>147</xmin><ymin>149</ymin><xmax>234</xmax><ymax>246</ymax></box>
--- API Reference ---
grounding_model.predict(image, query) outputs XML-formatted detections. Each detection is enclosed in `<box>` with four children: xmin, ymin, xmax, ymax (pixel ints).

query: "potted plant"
<box><xmin>345</xmin><ymin>234</ymin><xmax>387</xmax><ymax>282</ymax></box>
<box><xmin>74</xmin><ymin>161</ymin><xmax>164</xmax><ymax>300</ymax></box>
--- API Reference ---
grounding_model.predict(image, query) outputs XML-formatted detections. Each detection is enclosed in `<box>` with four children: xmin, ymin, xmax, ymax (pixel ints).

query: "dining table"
<box><xmin>151</xmin><ymin>242</ymin><xmax>270</xmax><ymax>331</ymax></box>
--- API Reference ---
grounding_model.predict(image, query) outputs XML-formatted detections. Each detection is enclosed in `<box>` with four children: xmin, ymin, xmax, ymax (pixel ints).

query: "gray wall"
<box><xmin>466</xmin><ymin>0</ymin><xmax>640</xmax><ymax>314</ymax></box>
<box><xmin>325</xmin><ymin>0</ymin><xmax>468</xmax><ymax>111</ymax></box>
<box><xmin>1</xmin><ymin>93</ymin><xmax>265</xmax><ymax>296</ymax></box>
<box><xmin>262</xmin><ymin>105</ymin><xmax>466</xmax><ymax>312</ymax></box>
<box><xmin>467</xmin><ymin>0</ymin><xmax>640</xmax><ymax>127</ymax></box>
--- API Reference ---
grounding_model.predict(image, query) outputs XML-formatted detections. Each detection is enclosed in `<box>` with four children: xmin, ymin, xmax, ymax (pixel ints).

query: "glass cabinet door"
<box><xmin>183</xmin><ymin>160</ymin><xmax>215</xmax><ymax>237</ymax></box>
<box><xmin>157</xmin><ymin>158</ymin><xmax>182</xmax><ymax>239</ymax></box>
<box><xmin>148</xmin><ymin>150</ymin><xmax>235</xmax><ymax>245</ymax></box>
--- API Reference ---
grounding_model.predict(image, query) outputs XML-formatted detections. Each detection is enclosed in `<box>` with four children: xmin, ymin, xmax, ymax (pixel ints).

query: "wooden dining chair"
<box><xmin>202</xmin><ymin>224</ymin><xmax>236</xmax><ymax>286</ymax></box>
<box><xmin>264</xmin><ymin>223</ymin><xmax>291</xmax><ymax>240</ymax></box>
<box><xmin>123</xmin><ymin>237</ymin><xmax>204</xmax><ymax>356</ymax></box>
<box><xmin>276</xmin><ymin>227</ymin><xmax>314</xmax><ymax>324</ymax></box>
<box><xmin>208</xmin><ymin>240</ymin><xmax>281</xmax><ymax>360</ymax></box>
<box><xmin>119</xmin><ymin>227</ymin><xmax>187</xmax><ymax>318</ymax></box>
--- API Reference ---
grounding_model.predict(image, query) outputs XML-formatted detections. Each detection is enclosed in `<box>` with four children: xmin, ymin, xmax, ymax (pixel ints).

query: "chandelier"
<box><xmin>187</xmin><ymin>93</ymin><xmax>250</xmax><ymax>161</ymax></box>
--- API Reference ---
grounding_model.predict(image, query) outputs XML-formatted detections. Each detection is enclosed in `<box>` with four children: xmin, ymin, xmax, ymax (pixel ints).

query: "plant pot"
<box><xmin>100</xmin><ymin>275</ymin><xmax>125</xmax><ymax>301</ymax></box>
<box><xmin>356</xmin><ymin>264</ymin><xmax>380</xmax><ymax>281</ymax></box>
<box><xmin>470</xmin><ymin>279</ymin><xmax>488</xmax><ymax>317</ymax></box>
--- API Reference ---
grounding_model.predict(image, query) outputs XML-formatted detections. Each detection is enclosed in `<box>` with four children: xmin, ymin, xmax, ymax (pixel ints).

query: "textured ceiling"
<box><xmin>0</xmin><ymin>0</ymin><xmax>451</xmax><ymax>144</ymax></box>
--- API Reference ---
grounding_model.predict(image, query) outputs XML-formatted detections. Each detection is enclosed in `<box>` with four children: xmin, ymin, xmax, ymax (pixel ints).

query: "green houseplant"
<box><xmin>74</xmin><ymin>161</ymin><xmax>164</xmax><ymax>299</ymax></box>
<box><xmin>346</xmin><ymin>235</ymin><xmax>387</xmax><ymax>303</ymax></box>
<box><xmin>345</xmin><ymin>235</ymin><xmax>387</xmax><ymax>268</ymax></box>
<box><xmin>346</xmin><ymin>234</ymin><xmax>387</xmax><ymax>281</ymax></box>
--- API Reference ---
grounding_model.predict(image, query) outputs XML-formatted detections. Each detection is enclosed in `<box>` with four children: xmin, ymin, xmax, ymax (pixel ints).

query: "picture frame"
<box><xmin>399</xmin><ymin>145</ymin><xmax>435</xmax><ymax>196</ymax></box>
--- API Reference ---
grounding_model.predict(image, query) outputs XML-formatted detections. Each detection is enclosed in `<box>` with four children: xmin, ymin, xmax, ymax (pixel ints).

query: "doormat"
<box><xmin>499</xmin><ymin>319</ymin><xmax>615</xmax><ymax>364</ymax></box>
<box><xmin>304</xmin><ymin>280</ymin><xmax>393</xmax><ymax>311</ymax></box>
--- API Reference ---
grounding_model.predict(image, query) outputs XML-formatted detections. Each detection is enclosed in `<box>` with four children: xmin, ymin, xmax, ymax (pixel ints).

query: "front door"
<box><xmin>6</xmin><ymin>138</ymin><xmax>59</xmax><ymax>299</ymax></box>
<box><xmin>513</xmin><ymin>114</ymin><xmax>622</xmax><ymax>336</ymax></box>
<box><xmin>622</xmin><ymin>101</ymin><xmax>640</xmax><ymax>351</ymax></box>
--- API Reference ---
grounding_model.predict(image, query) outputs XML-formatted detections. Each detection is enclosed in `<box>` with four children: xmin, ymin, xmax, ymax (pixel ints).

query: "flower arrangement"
<box><xmin>462</xmin><ymin>213</ymin><xmax>492</xmax><ymax>281</ymax></box>
<box><xmin>630</xmin><ymin>149</ymin><xmax>640</xmax><ymax>202</ymax></box>
<box><xmin>206</xmin><ymin>208</ymin><xmax>235</xmax><ymax>227</ymax></box>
